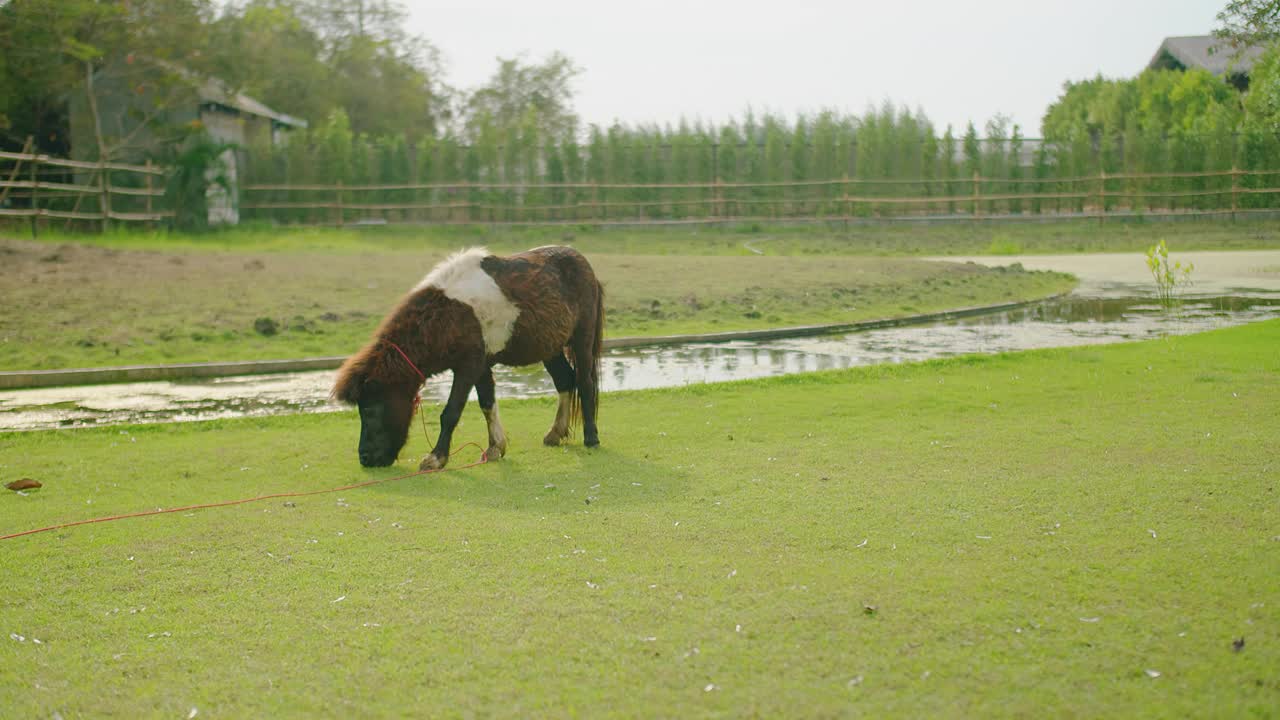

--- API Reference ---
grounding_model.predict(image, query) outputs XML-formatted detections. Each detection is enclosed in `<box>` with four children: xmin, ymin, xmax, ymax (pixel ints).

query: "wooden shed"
<box><xmin>69</xmin><ymin>59</ymin><xmax>306</xmax><ymax>225</ymax></box>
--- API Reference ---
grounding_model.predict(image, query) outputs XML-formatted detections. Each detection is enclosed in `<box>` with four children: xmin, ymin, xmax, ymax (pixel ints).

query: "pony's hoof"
<box><xmin>484</xmin><ymin>445</ymin><xmax>505</xmax><ymax>462</ymax></box>
<box><xmin>543</xmin><ymin>429</ymin><xmax>566</xmax><ymax>446</ymax></box>
<box><xmin>419</xmin><ymin>454</ymin><xmax>446</xmax><ymax>471</ymax></box>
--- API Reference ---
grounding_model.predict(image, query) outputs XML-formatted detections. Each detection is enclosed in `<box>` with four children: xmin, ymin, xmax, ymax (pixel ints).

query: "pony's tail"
<box><xmin>590</xmin><ymin>280</ymin><xmax>604</xmax><ymax>416</ymax></box>
<box><xmin>568</xmin><ymin>378</ymin><xmax>582</xmax><ymax>436</ymax></box>
<box><xmin>566</xmin><ymin>280</ymin><xmax>604</xmax><ymax>436</ymax></box>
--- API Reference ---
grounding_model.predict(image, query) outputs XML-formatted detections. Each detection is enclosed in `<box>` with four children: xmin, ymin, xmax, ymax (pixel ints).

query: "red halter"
<box><xmin>385</xmin><ymin>339</ymin><xmax>426</xmax><ymax>415</ymax></box>
<box><xmin>385</xmin><ymin>339</ymin><xmax>426</xmax><ymax>384</ymax></box>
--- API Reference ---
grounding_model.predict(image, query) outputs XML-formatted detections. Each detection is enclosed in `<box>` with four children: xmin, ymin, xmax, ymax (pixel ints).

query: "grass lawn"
<box><xmin>0</xmin><ymin>230</ymin><xmax>1073</xmax><ymax>371</ymax></box>
<box><xmin>1</xmin><ymin>320</ymin><xmax>1276</xmax><ymax>717</ymax></box>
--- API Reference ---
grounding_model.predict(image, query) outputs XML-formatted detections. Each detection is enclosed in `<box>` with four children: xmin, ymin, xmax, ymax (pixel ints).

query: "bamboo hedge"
<box><xmin>239</xmin><ymin>110</ymin><xmax>1280</xmax><ymax>225</ymax></box>
<box><xmin>238</xmin><ymin>168</ymin><xmax>1280</xmax><ymax>225</ymax></box>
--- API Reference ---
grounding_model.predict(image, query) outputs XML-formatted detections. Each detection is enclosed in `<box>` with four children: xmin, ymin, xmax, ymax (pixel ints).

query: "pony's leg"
<box><xmin>420</xmin><ymin>365</ymin><xmax>479</xmax><ymax>471</ymax></box>
<box><xmin>542</xmin><ymin>353</ymin><xmax>576</xmax><ymax>446</ymax></box>
<box><xmin>474</xmin><ymin>367</ymin><xmax>507</xmax><ymax>462</ymax></box>
<box><xmin>570</xmin><ymin>335</ymin><xmax>600</xmax><ymax>448</ymax></box>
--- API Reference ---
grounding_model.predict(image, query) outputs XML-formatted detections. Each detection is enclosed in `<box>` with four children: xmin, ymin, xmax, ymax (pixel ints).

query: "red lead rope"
<box><xmin>387</xmin><ymin>337</ymin><xmax>428</xmax><ymax>425</ymax></box>
<box><xmin>386</xmin><ymin>339</ymin><xmax>426</xmax><ymax>383</ymax></box>
<box><xmin>0</xmin><ymin>443</ymin><xmax>487</xmax><ymax>541</ymax></box>
<box><xmin>2</xmin><ymin>339</ymin><xmax>453</xmax><ymax>542</ymax></box>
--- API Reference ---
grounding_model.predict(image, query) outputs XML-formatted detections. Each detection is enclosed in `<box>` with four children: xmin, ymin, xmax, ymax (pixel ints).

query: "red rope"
<box><xmin>386</xmin><ymin>339</ymin><xmax>426</xmax><ymax>383</ymax></box>
<box><xmin>387</xmin><ymin>337</ymin><xmax>428</xmax><ymax>426</ymax></box>
<box><xmin>1</xmin><ymin>443</ymin><xmax>487</xmax><ymax>541</ymax></box>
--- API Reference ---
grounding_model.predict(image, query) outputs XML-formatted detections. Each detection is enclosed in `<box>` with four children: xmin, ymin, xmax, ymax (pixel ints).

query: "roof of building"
<box><xmin>140</xmin><ymin>57</ymin><xmax>307</xmax><ymax>129</ymax></box>
<box><xmin>196</xmin><ymin>77</ymin><xmax>307</xmax><ymax>129</ymax></box>
<box><xmin>1148</xmin><ymin>35</ymin><xmax>1267</xmax><ymax>77</ymax></box>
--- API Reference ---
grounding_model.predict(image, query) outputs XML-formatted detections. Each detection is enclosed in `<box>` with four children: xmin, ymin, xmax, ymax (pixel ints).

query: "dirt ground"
<box><xmin>1</xmin><ymin>236</ymin><xmax>1072</xmax><ymax>370</ymax></box>
<box><xmin>940</xmin><ymin>251</ymin><xmax>1280</xmax><ymax>297</ymax></box>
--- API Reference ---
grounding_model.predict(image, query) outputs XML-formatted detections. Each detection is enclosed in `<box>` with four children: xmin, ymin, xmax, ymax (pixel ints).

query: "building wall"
<box><xmin>199</xmin><ymin>107</ymin><xmax>243</xmax><ymax>226</ymax></box>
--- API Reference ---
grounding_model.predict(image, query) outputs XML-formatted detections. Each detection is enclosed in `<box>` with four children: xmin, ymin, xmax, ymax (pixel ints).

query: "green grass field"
<box><xmin>2</xmin><ymin>320</ymin><xmax>1276</xmax><ymax>717</ymax></box>
<box><xmin>0</xmin><ymin>226</ymin><xmax>1077</xmax><ymax>371</ymax></box>
<box><xmin>16</xmin><ymin>217</ymin><xmax>1280</xmax><ymax>256</ymax></box>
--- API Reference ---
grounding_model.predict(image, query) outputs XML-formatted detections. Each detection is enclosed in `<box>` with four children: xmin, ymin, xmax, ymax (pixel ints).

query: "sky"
<box><xmin>409</xmin><ymin>0</ymin><xmax>1229</xmax><ymax>137</ymax></box>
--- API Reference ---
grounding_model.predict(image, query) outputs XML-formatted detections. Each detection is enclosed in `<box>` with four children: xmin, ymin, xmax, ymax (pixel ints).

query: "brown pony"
<box><xmin>332</xmin><ymin>245</ymin><xmax>604</xmax><ymax>469</ymax></box>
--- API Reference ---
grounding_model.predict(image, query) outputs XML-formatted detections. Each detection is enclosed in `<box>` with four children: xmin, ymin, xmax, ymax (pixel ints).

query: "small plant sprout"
<box><xmin>1145</xmin><ymin>240</ymin><xmax>1194</xmax><ymax>309</ymax></box>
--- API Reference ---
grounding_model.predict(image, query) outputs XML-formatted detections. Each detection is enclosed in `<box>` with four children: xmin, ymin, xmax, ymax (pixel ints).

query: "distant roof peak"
<box><xmin>1148</xmin><ymin>34</ymin><xmax>1267</xmax><ymax>77</ymax></box>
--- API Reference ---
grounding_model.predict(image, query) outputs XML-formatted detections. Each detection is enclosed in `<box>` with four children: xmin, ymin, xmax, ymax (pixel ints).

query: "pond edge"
<box><xmin>0</xmin><ymin>294</ymin><xmax>1069</xmax><ymax>390</ymax></box>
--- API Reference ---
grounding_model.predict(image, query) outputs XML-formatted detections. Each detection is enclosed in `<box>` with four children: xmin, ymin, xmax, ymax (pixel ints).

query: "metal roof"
<box><xmin>1148</xmin><ymin>35</ymin><xmax>1266</xmax><ymax>77</ymax></box>
<box><xmin>142</xmin><ymin>57</ymin><xmax>307</xmax><ymax>129</ymax></box>
<box><xmin>197</xmin><ymin>77</ymin><xmax>308</xmax><ymax>129</ymax></box>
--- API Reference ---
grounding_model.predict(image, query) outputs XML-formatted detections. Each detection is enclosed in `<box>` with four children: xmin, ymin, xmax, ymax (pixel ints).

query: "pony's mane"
<box><xmin>334</xmin><ymin>248</ymin><xmax>495</xmax><ymax>404</ymax></box>
<box><xmin>331</xmin><ymin>291</ymin><xmax>428</xmax><ymax>404</ymax></box>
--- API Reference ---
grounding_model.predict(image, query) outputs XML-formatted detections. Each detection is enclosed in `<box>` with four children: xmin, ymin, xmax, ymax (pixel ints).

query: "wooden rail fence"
<box><xmin>241</xmin><ymin>168</ymin><xmax>1280</xmax><ymax>226</ymax></box>
<box><xmin>5</xmin><ymin>152</ymin><xmax>1279</xmax><ymax>231</ymax></box>
<box><xmin>0</xmin><ymin>146</ymin><xmax>171</xmax><ymax>234</ymax></box>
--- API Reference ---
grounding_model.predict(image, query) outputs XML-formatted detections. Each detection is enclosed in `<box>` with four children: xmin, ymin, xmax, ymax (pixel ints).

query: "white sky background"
<box><xmin>409</xmin><ymin>0</ymin><xmax>1228</xmax><ymax>137</ymax></box>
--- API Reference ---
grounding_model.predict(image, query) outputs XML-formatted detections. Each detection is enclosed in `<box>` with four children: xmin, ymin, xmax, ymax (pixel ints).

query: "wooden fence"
<box><xmin>0</xmin><ymin>143</ymin><xmax>171</xmax><ymax>235</ymax></box>
<box><xmin>241</xmin><ymin>168</ymin><xmax>1280</xmax><ymax>226</ymax></box>
<box><xmin>5</xmin><ymin>151</ymin><xmax>1280</xmax><ymax>232</ymax></box>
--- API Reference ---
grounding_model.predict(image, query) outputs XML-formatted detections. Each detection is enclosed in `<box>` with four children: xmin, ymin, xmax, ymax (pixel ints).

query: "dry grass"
<box><xmin>0</xmin><ymin>236</ymin><xmax>1071</xmax><ymax>370</ymax></box>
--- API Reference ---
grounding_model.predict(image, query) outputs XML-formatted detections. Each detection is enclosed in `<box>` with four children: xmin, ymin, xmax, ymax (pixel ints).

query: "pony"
<box><xmin>332</xmin><ymin>245</ymin><xmax>604</xmax><ymax>469</ymax></box>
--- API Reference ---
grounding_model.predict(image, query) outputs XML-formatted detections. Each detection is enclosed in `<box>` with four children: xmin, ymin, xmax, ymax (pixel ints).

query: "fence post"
<box><xmin>0</xmin><ymin>136</ymin><xmax>32</xmax><ymax>208</ymax></box>
<box><xmin>1231</xmin><ymin>166</ymin><xmax>1239</xmax><ymax>221</ymax></box>
<box><xmin>98</xmin><ymin>159</ymin><xmax>111</xmax><ymax>232</ymax></box>
<box><xmin>335</xmin><ymin>180</ymin><xmax>344</xmax><ymax>227</ymax></box>
<box><xmin>145</xmin><ymin>159</ymin><xmax>154</xmax><ymax>230</ymax></box>
<box><xmin>1098</xmin><ymin>169</ymin><xmax>1106</xmax><ymax>225</ymax></box>
<box><xmin>29</xmin><ymin>152</ymin><xmax>39</xmax><ymax>239</ymax></box>
<box><xmin>842</xmin><ymin>174</ymin><xmax>851</xmax><ymax>225</ymax></box>
<box><xmin>972</xmin><ymin>171</ymin><xmax>981</xmax><ymax>221</ymax></box>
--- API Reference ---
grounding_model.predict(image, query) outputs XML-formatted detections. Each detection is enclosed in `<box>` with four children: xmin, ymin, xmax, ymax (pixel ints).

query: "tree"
<box><xmin>0</xmin><ymin>0</ymin><xmax>99</xmax><ymax>152</ymax></box>
<box><xmin>1213</xmin><ymin>0</ymin><xmax>1280</xmax><ymax>52</ymax></box>
<box><xmin>460</xmin><ymin>53</ymin><xmax>581</xmax><ymax>146</ymax></box>
<box><xmin>961</xmin><ymin>122</ymin><xmax>981</xmax><ymax>177</ymax></box>
<box><xmin>328</xmin><ymin>33</ymin><xmax>446</xmax><ymax>138</ymax></box>
<box><xmin>1243</xmin><ymin>44</ymin><xmax>1280</xmax><ymax>130</ymax></box>
<box><xmin>1042</xmin><ymin>68</ymin><xmax>1241</xmax><ymax>155</ymax></box>
<box><xmin>257</xmin><ymin>0</ymin><xmax>448</xmax><ymax>139</ymax></box>
<box><xmin>300</xmin><ymin>0</ymin><xmax>410</xmax><ymax>44</ymax></box>
<box><xmin>0</xmin><ymin>0</ymin><xmax>215</xmax><ymax>157</ymax></box>
<box><xmin>204</xmin><ymin>1</ymin><xmax>332</xmax><ymax>126</ymax></box>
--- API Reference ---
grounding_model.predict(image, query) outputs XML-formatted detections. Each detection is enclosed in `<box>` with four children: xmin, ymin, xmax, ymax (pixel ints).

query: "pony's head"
<box><xmin>332</xmin><ymin>342</ymin><xmax>422</xmax><ymax>467</ymax></box>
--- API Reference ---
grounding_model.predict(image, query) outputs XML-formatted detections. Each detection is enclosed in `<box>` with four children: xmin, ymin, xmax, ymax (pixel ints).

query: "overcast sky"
<box><xmin>409</xmin><ymin>0</ymin><xmax>1228</xmax><ymax>137</ymax></box>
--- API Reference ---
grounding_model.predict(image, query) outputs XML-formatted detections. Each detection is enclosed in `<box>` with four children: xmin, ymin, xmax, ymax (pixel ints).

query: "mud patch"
<box><xmin>253</xmin><ymin>317</ymin><xmax>279</xmax><ymax>336</ymax></box>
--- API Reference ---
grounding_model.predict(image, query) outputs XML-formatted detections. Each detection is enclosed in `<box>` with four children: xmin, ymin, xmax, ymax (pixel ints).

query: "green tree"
<box><xmin>1243</xmin><ymin>44</ymin><xmax>1280</xmax><ymax>131</ymax></box>
<box><xmin>0</xmin><ymin>0</ymin><xmax>216</xmax><ymax>159</ymax></box>
<box><xmin>940</xmin><ymin>126</ymin><xmax>958</xmax><ymax>213</ymax></box>
<box><xmin>204</xmin><ymin>2</ymin><xmax>331</xmax><ymax>125</ymax></box>
<box><xmin>982</xmin><ymin>115</ymin><xmax>1010</xmax><ymax>213</ymax></box>
<box><xmin>1213</xmin><ymin>0</ymin><xmax>1280</xmax><ymax>51</ymax></box>
<box><xmin>462</xmin><ymin>53</ymin><xmax>581</xmax><ymax>144</ymax></box>
<box><xmin>1008</xmin><ymin>124</ymin><xmax>1024</xmax><ymax>214</ymax></box>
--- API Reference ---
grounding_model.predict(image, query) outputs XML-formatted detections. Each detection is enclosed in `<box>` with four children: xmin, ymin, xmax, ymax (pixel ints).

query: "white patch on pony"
<box><xmin>482</xmin><ymin>406</ymin><xmax>507</xmax><ymax>459</ymax></box>
<box><xmin>417</xmin><ymin>247</ymin><xmax>520</xmax><ymax>354</ymax></box>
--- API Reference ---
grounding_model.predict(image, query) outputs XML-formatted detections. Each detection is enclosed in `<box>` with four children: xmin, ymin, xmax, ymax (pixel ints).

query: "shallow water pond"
<box><xmin>2</xmin><ymin>294</ymin><xmax>1277</xmax><ymax>431</ymax></box>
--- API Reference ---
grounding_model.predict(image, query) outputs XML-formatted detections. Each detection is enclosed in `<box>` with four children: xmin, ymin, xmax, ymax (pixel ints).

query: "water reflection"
<box><xmin>2</xmin><ymin>295</ymin><xmax>1278</xmax><ymax>431</ymax></box>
